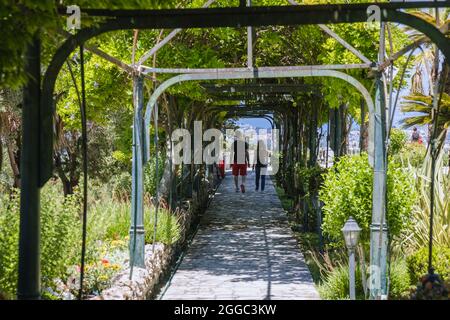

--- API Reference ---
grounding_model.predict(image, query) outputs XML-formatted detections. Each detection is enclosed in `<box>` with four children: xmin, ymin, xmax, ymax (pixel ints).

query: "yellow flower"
<box><xmin>99</xmin><ymin>275</ymin><xmax>108</xmax><ymax>281</ymax></box>
<box><xmin>111</xmin><ymin>264</ymin><xmax>121</xmax><ymax>271</ymax></box>
<box><xmin>110</xmin><ymin>239</ymin><xmax>125</xmax><ymax>248</ymax></box>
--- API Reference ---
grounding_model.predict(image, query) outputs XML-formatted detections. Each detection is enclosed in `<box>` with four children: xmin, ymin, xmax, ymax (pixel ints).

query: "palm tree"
<box><xmin>400</xmin><ymin>8</ymin><xmax>449</xmax><ymax>150</ymax></box>
<box><xmin>406</xmin><ymin>9</ymin><xmax>449</xmax><ymax>95</ymax></box>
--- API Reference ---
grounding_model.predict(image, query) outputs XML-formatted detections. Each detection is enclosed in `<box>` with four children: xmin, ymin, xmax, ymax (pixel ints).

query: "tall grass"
<box><xmin>397</xmin><ymin>148</ymin><xmax>450</xmax><ymax>254</ymax></box>
<box><xmin>318</xmin><ymin>264</ymin><xmax>365</xmax><ymax>300</ymax></box>
<box><xmin>88</xmin><ymin>199</ymin><xmax>181</xmax><ymax>245</ymax></box>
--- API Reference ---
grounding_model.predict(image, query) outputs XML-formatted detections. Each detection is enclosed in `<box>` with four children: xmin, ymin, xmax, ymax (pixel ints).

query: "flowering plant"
<box><xmin>66</xmin><ymin>258</ymin><xmax>122</xmax><ymax>297</ymax></box>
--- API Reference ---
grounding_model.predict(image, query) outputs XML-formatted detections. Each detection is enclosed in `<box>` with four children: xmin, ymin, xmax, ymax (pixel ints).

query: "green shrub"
<box><xmin>393</xmin><ymin>142</ymin><xmax>426</xmax><ymax>168</ymax></box>
<box><xmin>144</xmin><ymin>207</ymin><xmax>181</xmax><ymax>245</ymax></box>
<box><xmin>0</xmin><ymin>191</ymin><xmax>20</xmax><ymax>298</ymax></box>
<box><xmin>40</xmin><ymin>184</ymin><xmax>81</xmax><ymax>289</ymax></box>
<box><xmin>109</xmin><ymin>152</ymin><xmax>165</xmax><ymax>201</ymax></box>
<box><xmin>389</xmin><ymin>128</ymin><xmax>407</xmax><ymax>156</ymax></box>
<box><xmin>389</xmin><ymin>259</ymin><xmax>411</xmax><ymax>299</ymax></box>
<box><xmin>397</xmin><ymin>150</ymin><xmax>450</xmax><ymax>254</ymax></box>
<box><xmin>294</xmin><ymin>165</ymin><xmax>327</xmax><ymax>229</ymax></box>
<box><xmin>144</xmin><ymin>153</ymin><xmax>166</xmax><ymax>197</ymax></box>
<box><xmin>295</xmin><ymin>165</ymin><xmax>326</xmax><ymax>194</ymax></box>
<box><xmin>0</xmin><ymin>183</ymin><xmax>81</xmax><ymax>298</ymax></box>
<box><xmin>109</xmin><ymin>172</ymin><xmax>132</xmax><ymax>201</ymax></box>
<box><xmin>315</xmin><ymin>252</ymin><xmax>411</xmax><ymax>300</ymax></box>
<box><xmin>407</xmin><ymin>246</ymin><xmax>450</xmax><ymax>284</ymax></box>
<box><xmin>320</xmin><ymin>154</ymin><xmax>416</xmax><ymax>244</ymax></box>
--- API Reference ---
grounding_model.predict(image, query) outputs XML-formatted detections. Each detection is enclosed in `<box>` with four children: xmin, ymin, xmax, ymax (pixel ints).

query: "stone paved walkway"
<box><xmin>159</xmin><ymin>171</ymin><xmax>320</xmax><ymax>300</ymax></box>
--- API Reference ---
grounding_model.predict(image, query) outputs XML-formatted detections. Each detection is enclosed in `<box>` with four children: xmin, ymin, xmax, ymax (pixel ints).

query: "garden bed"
<box><xmin>97</xmin><ymin>243</ymin><xmax>172</xmax><ymax>300</ymax></box>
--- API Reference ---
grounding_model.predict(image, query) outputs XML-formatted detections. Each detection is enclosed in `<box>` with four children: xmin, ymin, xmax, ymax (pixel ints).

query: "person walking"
<box><xmin>253</xmin><ymin>139</ymin><xmax>269</xmax><ymax>192</ymax></box>
<box><xmin>411</xmin><ymin>127</ymin><xmax>420</xmax><ymax>142</ymax></box>
<box><xmin>230</xmin><ymin>130</ymin><xmax>249</xmax><ymax>193</ymax></box>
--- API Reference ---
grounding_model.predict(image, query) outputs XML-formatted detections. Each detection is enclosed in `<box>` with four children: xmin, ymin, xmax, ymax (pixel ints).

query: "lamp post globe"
<box><xmin>342</xmin><ymin>216</ymin><xmax>362</xmax><ymax>251</ymax></box>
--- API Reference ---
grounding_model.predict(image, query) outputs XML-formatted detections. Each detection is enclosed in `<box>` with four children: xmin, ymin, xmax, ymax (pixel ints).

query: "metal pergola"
<box><xmin>18</xmin><ymin>1</ymin><xmax>450</xmax><ymax>300</ymax></box>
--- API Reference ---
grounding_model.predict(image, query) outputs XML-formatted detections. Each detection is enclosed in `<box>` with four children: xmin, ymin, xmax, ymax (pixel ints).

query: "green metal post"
<box><xmin>369</xmin><ymin>73</ymin><xmax>388</xmax><ymax>299</ymax></box>
<box><xmin>18</xmin><ymin>36</ymin><xmax>41</xmax><ymax>300</ymax></box>
<box><xmin>369</xmin><ymin>23</ymin><xmax>389</xmax><ymax>299</ymax></box>
<box><xmin>130</xmin><ymin>75</ymin><xmax>145</xmax><ymax>268</ymax></box>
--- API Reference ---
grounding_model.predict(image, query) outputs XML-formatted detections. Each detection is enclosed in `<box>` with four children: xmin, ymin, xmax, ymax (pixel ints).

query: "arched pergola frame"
<box><xmin>18</xmin><ymin>2</ymin><xmax>449</xmax><ymax>300</ymax></box>
<box><xmin>141</xmin><ymin>69</ymin><xmax>375</xmax><ymax>163</ymax></box>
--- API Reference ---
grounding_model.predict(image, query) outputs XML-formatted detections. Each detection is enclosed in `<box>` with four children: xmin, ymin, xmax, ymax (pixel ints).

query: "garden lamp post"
<box><xmin>342</xmin><ymin>216</ymin><xmax>362</xmax><ymax>300</ymax></box>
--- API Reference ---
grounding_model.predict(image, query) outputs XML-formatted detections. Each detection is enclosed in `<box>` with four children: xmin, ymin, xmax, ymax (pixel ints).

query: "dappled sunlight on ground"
<box><xmin>159</xmin><ymin>171</ymin><xmax>319</xmax><ymax>300</ymax></box>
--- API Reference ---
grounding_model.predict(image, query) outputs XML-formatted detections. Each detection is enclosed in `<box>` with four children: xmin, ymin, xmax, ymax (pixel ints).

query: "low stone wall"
<box><xmin>98</xmin><ymin>243</ymin><xmax>172</xmax><ymax>300</ymax></box>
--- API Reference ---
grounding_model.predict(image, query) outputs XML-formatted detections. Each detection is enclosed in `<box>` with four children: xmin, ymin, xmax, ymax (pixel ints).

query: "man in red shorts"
<box><xmin>230</xmin><ymin>130</ymin><xmax>250</xmax><ymax>193</ymax></box>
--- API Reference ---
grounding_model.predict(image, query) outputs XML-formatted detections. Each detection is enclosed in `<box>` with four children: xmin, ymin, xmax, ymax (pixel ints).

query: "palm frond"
<box><xmin>403</xmin><ymin>10</ymin><xmax>449</xmax><ymax>42</ymax></box>
<box><xmin>401</xmin><ymin>93</ymin><xmax>450</xmax><ymax>129</ymax></box>
<box><xmin>395</xmin><ymin>146</ymin><xmax>450</xmax><ymax>254</ymax></box>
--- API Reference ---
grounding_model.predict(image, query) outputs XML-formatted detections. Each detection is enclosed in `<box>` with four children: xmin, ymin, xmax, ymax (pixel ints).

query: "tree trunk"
<box><xmin>340</xmin><ymin>103</ymin><xmax>349</xmax><ymax>156</ymax></box>
<box><xmin>360</xmin><ymin>97</ymin><xmax>368</xmax><ymax>153</ymax></box>
<box><xmin>7</xmin><ymin>142</ymin><xmax>20</xmax><ymax>188</ymax></box>
<box><xmin>54</xmin><ymin>143</ymin><xmax>79</xmax><ymax>197</ymax></box>
<box><xmin>55</xmin><ymin>153</ymin><xmax>72</xmax><ymax>196</ymax></box>
<box><xmin>308</xmin><ymin>100</ymin><xmax>319</xmax><ymax>167</ymax></box>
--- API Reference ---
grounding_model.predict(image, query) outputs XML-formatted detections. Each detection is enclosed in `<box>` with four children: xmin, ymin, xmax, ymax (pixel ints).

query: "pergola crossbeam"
<box><xmin>201</xmin><ymin>83</ymin><xmax>316</xmax><ymax>92</ymax></box>
<box><xmin>140</xmin><ymin>63</ymin><xmax>372</xmax><ymax>74</ymax></box>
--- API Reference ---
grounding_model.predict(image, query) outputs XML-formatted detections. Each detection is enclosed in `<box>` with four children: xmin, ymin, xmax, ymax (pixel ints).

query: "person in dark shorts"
<box><xmin>253</xmin><ymin>139</ymin><xmax>269</xmax><ymax>191</ymax></box>
<box><xmin>230</xmin><ymin>130</ymin><xmax>249</xmax><ymax>193</ymax></box>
